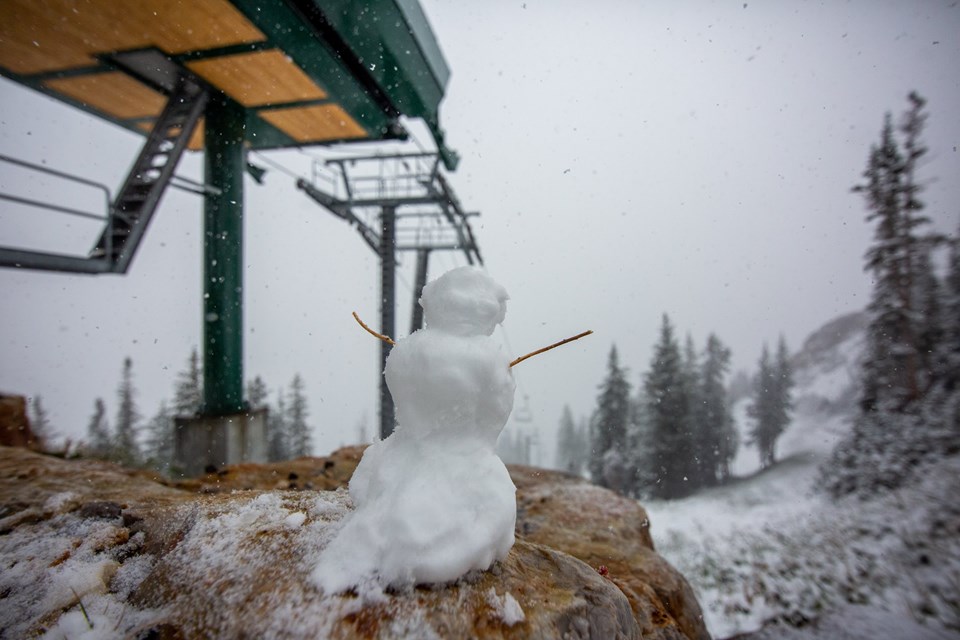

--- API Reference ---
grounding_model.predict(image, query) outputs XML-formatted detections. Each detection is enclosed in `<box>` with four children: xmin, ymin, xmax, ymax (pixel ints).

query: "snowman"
<box><xmin>313</xmin><ymin>266</ymin><xmax>518</xmax><ymax>593</ymax></box>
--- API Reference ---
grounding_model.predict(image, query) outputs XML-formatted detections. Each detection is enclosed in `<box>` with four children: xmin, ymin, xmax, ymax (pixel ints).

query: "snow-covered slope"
<box><xmin>732</xmin><ymin>311</ymin><xmax>867</xmax><ymax>476</ymax></box>
<box><xmin>646</xmin><ymin>311</ymin><xmax>960</xmax><ymax>639</ymax></box>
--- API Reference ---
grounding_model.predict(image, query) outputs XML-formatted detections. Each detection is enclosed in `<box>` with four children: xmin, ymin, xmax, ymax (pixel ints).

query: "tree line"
<box><xmin>821</xmin><ymin>92</ymin><xmax>960</xmax><ymax>497</ymax></box>
<box><xmin>557</xmin><ymin>319</ymin><xmax>794</xmax><ymax>500</ymax></box>
<box><xmin>82</xmin><ymin>349</ymin><xmax>314</xmax><ymax>474</ymax></box>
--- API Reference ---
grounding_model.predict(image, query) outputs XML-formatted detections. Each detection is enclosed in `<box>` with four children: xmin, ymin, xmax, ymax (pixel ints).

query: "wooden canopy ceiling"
<box><xmin>0</xmin><ymin>0</ymin><xmax>453</xmax><ymax>156</ymax></box>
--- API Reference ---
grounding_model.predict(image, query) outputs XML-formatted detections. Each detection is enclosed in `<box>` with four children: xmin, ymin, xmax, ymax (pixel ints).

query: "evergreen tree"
<box><xmin>774</xmin><ymin>335</ymin><xmax>795</xmax><ymax>432</ymax></box>
<box><xmin>944</xmin><ymin>226</ymin><xmax>960</xmax><ymax>391</ymax></box>
<box><xmin>913</xmin><ymin>248</ymin><xmax>945</xmax><ymax>391</ymax></box>
<box><xmin>699</xmin><ymin>334</ymin><xmax>737</xmax><ymax>484</ymax></box>
<box><xmin>114</xmin><ymin>357</ymin><xmax>141</xmax><ymax>465</ymax></box>
<box><xmin>267</xmin><ymin>389</ymin><xmax>290</xmax><ymax>462</ymax></box>
<box><xmin>86</xmin><ymin>398</ymin><xmax>112</xmax><ymax>458</ymax></box>
<box><xmin>143</xmin><ymin>401</ymin><xmax>174</xmax><ymax>473</ymax></box>
<box><xmin>574</xmin><ymin>416</ymin><xmax>590</xmax><ymax>476</ymax></box>
<box><xmin>747</xmin><ymin>338</ymin><xmax>793</xmax><ymax>470</ymax></box>
<box><xmin>855</xmin><ymin>93</ymin><xmax>940</xmax><ymax>412</ymax></box>
<box><xmin>287</xmin><ymin>374</ymin><xmax>313</xmax><ymax>458</ymax></box>
<box><xmin>246</xmin><ymin>375</ymin><xmax>269</xmax><ymax>411</ymax></box>
<box><xmin>556</xmin><ymin>405</ymin><xmax>581</xmax><ymax>474</ymax></box>
<box><xmin>173</xmin><ymin>348</ymin><xmax>202</xmax><ymax>416</ymax></box>
<box><xmin>588</xmin><ymin>346</ymin><xmax>631</xmax><ymax>493</ymax></box>
<box><xmin>822</xmin><ymin>95</ymin><xmax>960</xmax><ymax>498</ymax></box>
<box><xmin>643</xmin><ymin>315</ymin><xmax>696</xmax><ymax>499</ymax></box>
<box><xmin>681</xmin><ymin>334</ymin><xmax>704</xmax><ymax>485</ymax></box>
<box><xmin>29</xmin><ymin>395</ymin><xmax>52</xmax><ymax>448</ymax></box>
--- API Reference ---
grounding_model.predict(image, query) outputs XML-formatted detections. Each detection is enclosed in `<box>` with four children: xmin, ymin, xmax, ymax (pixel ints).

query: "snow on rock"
<box><xmin>1</xmin><ymin>443</ymin><xmax>711</xmax><ymax>639</ymax></box>
<box><xmin>313</xmin><ymin>267</ymin><xmax>517</xmax><ymax>593</ymax></box>
<box><xmin>485</xmin><ymin>588</ymin><xmax>525</xmax><ymax>626</ymax></box>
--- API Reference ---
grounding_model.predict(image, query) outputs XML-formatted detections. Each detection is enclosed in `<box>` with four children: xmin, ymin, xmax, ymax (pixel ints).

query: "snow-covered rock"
<box><xmin>0</xmin><ymin>445</ymin><xmax>708</xmax><ymax>639</ymax></box>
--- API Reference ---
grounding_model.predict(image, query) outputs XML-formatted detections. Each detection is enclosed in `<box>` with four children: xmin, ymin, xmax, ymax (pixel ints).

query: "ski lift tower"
<box><xmin>0</xmin><ymin>0</ymin><xmax>460</xmax><ymax>472</ymax></box>
<box><xmin>297</xmin><ymin>150</ymin><xmax>483</xmax><ymax>440</ymax></box>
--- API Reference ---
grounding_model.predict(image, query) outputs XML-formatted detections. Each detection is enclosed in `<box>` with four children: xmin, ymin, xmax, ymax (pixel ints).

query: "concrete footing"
<box><xmin>174</xmin><ymin>409</ymin><xmax>267</xmax><ymax>477</ymax></box>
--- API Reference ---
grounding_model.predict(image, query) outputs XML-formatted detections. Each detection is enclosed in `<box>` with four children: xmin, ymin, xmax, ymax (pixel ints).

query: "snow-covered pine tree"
<box><xmin>86</xmin><ymin>398</ymin><xmax>112</xmax><ymax>458</ymax></box>
<box><xmin>114</xmin><ymin>357</ymin><xmax>141</xmax><ymax>466</ymax></box>
<box><xmin>173</xmin><ymin>348</ymin><xmax>202</xmax><ymax>417</ymax></box>
<box><xmin>143</xmin><ymin>401</ymin><xmax>174</xmax><ymax>473</ymax></box>
<box><xmin>944</xmin><ymin>224</ymin><xmax>960</xmax><ymax>391</ymax></box>
<box><xmin>748</xmin><ymin>337</ymin><xmax>794</xmax><ymax>470</ymax></box>
<box><xmin>588</xmin><ymin>345</ymin><xmax>631</xmax><ymax>493</ymax></box>
<box><xmin>643</xmin><ymin>315</ymin><xmax>696</xmax><ymax>499</ymax></box>
<box><xmin>681</xmin><ymin>334</ymin><xmax>706</xmax><ymax>487</ymax></box>
<box><xmin>699</xmin><ymin>334</ymin><xmax>737</xmax><ymax>484</ymax></box>
<box><xmin>627</xmin><ymin>388</ymin><xmax>656</xmax><ymax>497</ymax></box>
<box><xmin>774</xmin><ymin>335</ymin><xmax>795</xmax><ymax>427</ymax></box>
<box><xmin>820</xmin><ymin>93</ymin><xmax>956</xmax><ymax>498</ymax></box>
<box><xmin>912</xmin><ymin>248</ymin><xmax>944</xmax><ymax>392</ymax></box>
<box><xmin>287</xmin><ymin>374</ymin><xmax>313</xmax><ymax>458</ymax></box>
<box><xmin>267</xmin><ymin>389</ymin><xmax>289</xmax><ymax>461</ymax></box>
<box><xmin>855</xmin><ymin>93</ymin><xmax>941</xmax><ymax>413</ymax></box>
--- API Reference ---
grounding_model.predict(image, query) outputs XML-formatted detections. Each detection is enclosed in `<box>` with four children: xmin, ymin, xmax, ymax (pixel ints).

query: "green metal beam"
<box><xmin>202</xmin><ymin>95</ymin><xmax>246</xmax><ymax>416</ymax></box>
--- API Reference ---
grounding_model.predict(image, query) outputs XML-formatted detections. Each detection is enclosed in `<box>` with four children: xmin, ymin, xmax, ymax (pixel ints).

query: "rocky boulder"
<box><xmin>0</xmin><ymin>446</ymin><xmax>707</xmax><ymax>639</ymax></box>
<box><xmin>0</xmin><ymin>393</ymin><xmax>40</xmax><ymax>449</ymax></box>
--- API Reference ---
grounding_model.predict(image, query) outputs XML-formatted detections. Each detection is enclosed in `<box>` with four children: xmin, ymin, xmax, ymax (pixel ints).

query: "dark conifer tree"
<box><xmin>287</xmin><ymin>374</ymin><xmax>313</xmax><ymax>458</ymax></box>
<box><xmin>643</xmin><ymin>315</ymin><xmax>696</xmax><ymax>499</ymax></box>
<box><xmin>143</xmin><ymin>401</ymin><xmax>174</xmax><ymax>473</ymax></box>
<box><xmin>748</xmin><ymin>337</ymin><xmax>793</xmax><ymax>470</ymax></box>
<box><xmin>267</xmin><ymin>389</ymin><xmax>290</xmax><ymax>462</ymax></box>
<box><xmin>856</xmin><ymin>93</ymin><xmax>939</xmax><ymax>412</ymax></box>
<box><xmin>174</xmin><ymin>348</ymin><xmax>202</xmax><ymax>417</ymax></box>
<box><xmin>699</xmin><ymin>334</ymin><xmax>736</xmax><ymax>484</ymax></box>
<box><xmin>944</xmin><ymin>226</ymin><xmax>960</xmax><ymax>391</ymax></box>
<box><xmin>86</xmin><ymin>397</ymin><xmax>112</xmax><ymax>458</ymax></box>
<box><xmin>246</xmin><ymin>375</ymin><xmax>269</xmax><ymax>411</ymax></box>
<box><xmin>588</xmin><ymin>345</ymin><xmax>631</xmax><ymax>493</ymax></box>
<box><xmin>114</xmin><ymin>357</ymin><xmax>141</xmax><ymax>465</ymax></box>
<box><xmin>823</xmin><ymin>95</ymin><xmax>959</xmax><ymax>497</ymax></box>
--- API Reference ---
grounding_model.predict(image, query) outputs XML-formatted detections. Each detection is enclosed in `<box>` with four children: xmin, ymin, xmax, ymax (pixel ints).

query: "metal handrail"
<box><xmin>0</xmin><ymin>152</ymin><xmax>116</xmax><ymax>259</ymax></box>
<box><xmin>0</xmin><ymin>153</ymin><xmax>113</xmax><ymax>203</ymax></box>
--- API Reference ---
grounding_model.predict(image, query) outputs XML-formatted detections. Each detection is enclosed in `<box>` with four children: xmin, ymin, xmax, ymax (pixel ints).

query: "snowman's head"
<box><xmin>419</xmin><ymin>267</ymin><xmax>508</xmax><ymax>337</ymax></box>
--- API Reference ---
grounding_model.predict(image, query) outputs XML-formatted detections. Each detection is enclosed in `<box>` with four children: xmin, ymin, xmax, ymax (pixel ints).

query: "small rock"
<box><xmin>78</xmin><ymin>501</ymin><xmax>122</xmax><ymax>520</ymax></box>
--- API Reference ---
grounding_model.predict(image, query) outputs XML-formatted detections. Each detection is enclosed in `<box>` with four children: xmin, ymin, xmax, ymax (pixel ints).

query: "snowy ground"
<box><xmin>646</xmin><ymin>448</ymin><xmax>960</xmax><ymax>639</ymax></box>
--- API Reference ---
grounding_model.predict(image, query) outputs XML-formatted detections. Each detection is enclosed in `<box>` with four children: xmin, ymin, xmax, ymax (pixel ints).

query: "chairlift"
<box><xmin>513</xmin><ymin>394</ymin><xmax>533</xmax><ymax>424</ymax></box>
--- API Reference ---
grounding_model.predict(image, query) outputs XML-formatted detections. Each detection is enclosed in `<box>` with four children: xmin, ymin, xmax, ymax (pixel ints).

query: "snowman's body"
<box><xmin>313</xmin><ymin>267</ymin><xmax>517</xmax><ymax>592</ymax></box>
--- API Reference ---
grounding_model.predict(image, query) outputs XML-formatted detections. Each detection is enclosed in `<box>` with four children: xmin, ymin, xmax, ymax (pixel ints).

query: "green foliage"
<box><xmin>642</xmin><ymin>315</ymin><xmax>697</xmax><ymax>499</ymax></box>
<box><xmin>287</xmin><ymin>374</ymin><xmax>313</xmax><ymax>458</ymax></box>
<box><xmin>588</xmin><ymin>345</ymin><xmax>632</xmax><ymax>492</ymax></box>
<box><xmin>747</xmin><ymin>337</ymin><xmax>794</xmax><ymax>470</ymax></box>
<box><xmin>143</xmin><ymin>401</ymin><xmax>174</xmax><ymax>473</ymax></box>
<box><xmin>822</xmin><ymin>93</ymin><xmax>959</xmax><ymax>498</ymax></box>
<box><xmin>113</xmin><ymin>357</ymin><xmax>141</xmax><ymax>466</ymax></box>
<box><xmin>85</xmin><ymin>398</ymin><xmax>111</xmax><ymax>457</ymax></box>
<box><xmin>698</xmin><ymin>334</ymin><xmax>737</xmax><ymax>484</ymax></box>
<box><xmin>173</xmin><ymin>348</ymin><xmax>202</xmax><ymax>417</ymax></box>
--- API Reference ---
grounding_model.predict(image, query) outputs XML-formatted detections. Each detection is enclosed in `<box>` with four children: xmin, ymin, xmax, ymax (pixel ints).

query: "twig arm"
<box><xmin>353</xmin><ymin>311</ymin><xmax>396</xmax><ymax>346</ymax></box>
<box><xmin>510</xmin><ymin>330</ymin><xmax>593</xmax><ymax>368</ymax></box>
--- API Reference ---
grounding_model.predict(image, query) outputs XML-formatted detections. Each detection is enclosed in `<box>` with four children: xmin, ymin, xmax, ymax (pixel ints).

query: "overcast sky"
<box><xmin>1</xmin><ymin>0</ymin><xmax>958</xmax><ymax>465</ymax></box>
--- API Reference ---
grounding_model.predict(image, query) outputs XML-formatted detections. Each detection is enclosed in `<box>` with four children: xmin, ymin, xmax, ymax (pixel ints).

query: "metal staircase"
<box><xmin>0</xmin><ymin>73</ymin><xmax>209</xmax><ymax>275</ymax></box>
<box><xmin>90</xmin><ymin>76</ymin><xmax>209</xmax><ymax>272</ymax></box>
